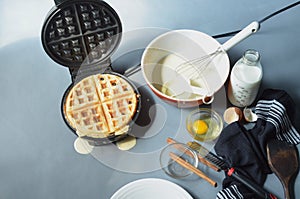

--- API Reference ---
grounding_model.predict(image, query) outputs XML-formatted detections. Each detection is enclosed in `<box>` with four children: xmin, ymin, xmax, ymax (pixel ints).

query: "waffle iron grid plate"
<box><xmin>41</xmin><ymin>0</ymin><xmax>122</xmax><ymax>70</ymax></box>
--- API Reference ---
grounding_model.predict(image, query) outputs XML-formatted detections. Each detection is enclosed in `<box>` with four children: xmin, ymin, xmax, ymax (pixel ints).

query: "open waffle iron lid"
<box><xmin>41</xmin><ymin>0</ymin><xmax>142</xmax><ymax>146</ymax></box>
<box><xmin>41</xmin><ymin>0</ymin><xmax>122</xmax><ymax>71</ymax></box>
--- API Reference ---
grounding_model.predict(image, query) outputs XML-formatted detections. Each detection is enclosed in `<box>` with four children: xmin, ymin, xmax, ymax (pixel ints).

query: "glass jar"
<box><xmin>227</xmin><ymin>49</ymin><xmax>263</xmax><ymax>107</ymax></box>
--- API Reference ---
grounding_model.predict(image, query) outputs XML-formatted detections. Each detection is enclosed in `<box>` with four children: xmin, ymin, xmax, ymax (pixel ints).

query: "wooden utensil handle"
<box><xmin>283</xmin><ymin>180</ymin><xmax>291</xmax><ymax>199</ymax></box>
<box><xmin>169</xmin><ymin>152</ymin><xmax>217</xmax><ymax>187</ymax></box>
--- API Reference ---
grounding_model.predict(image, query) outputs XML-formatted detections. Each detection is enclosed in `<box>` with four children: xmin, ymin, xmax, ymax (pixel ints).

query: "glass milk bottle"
<box><xmin>227</xmin><ymin>49</ymin><xmax>263</xmax><ymax>107</ymax></box>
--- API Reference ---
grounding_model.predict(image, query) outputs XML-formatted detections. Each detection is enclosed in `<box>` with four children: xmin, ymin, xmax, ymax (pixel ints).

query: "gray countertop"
<box><xmin>1</xmin><ymin>0</ymin><xmax>300</xmax><ymax>198</ymax></box>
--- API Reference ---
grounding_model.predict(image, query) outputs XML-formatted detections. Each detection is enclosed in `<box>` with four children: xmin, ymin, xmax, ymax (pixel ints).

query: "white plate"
<box><xmin>110</xmin><ymin>178</ymin><xmax>193</xmax><ymax>199</ymax></box>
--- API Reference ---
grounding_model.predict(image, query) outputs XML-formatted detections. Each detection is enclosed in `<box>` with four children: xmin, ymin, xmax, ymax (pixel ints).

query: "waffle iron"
<box><xmin>41</xmin><ymin>0</ymin><xmax>141</xmax><ymax>145</ymax></box>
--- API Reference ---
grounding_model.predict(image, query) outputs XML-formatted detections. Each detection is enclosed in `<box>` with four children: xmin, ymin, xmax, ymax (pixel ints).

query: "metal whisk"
<box><xmin>171</xmin><ymin>21</ymin><xmax>260</xmax><ymax>81</ymax></box>
<box><xmin>161</xmin><ymin>21</ymin><xmax>259</xmax><ymax>99</ymax></box>
<box><xmin>175</xmin><ymin>47</ymin><xmax>224</xmax><ymax>80</ymax></box>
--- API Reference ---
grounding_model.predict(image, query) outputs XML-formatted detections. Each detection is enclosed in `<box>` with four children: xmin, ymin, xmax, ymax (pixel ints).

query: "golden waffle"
<box><xmin>64</xmin><ymin>73</ymin><xmax>138</xmax><ymax>138</ymax></box>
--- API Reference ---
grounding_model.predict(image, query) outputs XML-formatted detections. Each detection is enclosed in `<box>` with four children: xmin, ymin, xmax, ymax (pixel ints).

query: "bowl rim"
<box><xmin>186</xmin><ymin>108</ymin><xmax>224</xmax><ymax>142</ymax></box>
<box><xmin>141</xmin><ymin>29</ymin><xmax>230</xmax><ymax>103</ymax></box>
<box><xmin>159</xmin><ymin>143</ymin><xmax>199</xmax><ymax>178</ymax></box>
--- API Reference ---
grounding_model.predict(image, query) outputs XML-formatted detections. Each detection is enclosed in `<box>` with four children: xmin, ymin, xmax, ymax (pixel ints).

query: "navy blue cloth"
<box><xmin>215</xmin><ymin>89</ymin><xmax>300</xmax><ymax>199</ymax></box>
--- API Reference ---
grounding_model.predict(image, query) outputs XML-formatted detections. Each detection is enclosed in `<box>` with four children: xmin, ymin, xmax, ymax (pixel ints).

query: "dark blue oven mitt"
<box><xmin>214</xmin><ymin>89</ymin><xmax>300</xmax><ymax>199</ymax></box>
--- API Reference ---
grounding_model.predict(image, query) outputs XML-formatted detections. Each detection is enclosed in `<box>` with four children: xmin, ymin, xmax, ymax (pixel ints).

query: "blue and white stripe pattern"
<box><xmin>216</xmin><ymin>185</ymin><xmax>244</xmax><ymax>199</ymax></box>
<box><xmin>255</xmin><ymin>99</ymin><xmax>300</xmax><ymax>145</ymax></box>
<box><xmin>215</xmin><ymin>90</ymin><xmax>300</xmax><ymax>199</ymax></box>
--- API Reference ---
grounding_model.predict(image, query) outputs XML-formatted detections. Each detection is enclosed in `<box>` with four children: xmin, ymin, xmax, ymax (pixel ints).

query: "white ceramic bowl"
<box><xmin>141</xmin><ymin>29</ymin><xmax>230</xmax><ymax>108</ymax></box>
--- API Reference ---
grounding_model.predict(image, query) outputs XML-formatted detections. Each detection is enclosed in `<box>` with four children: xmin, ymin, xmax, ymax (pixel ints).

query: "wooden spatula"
<box><xmin>267</xmin><ymin>139</ymin><xmax>299</xmax><ymax>199</ymax></box>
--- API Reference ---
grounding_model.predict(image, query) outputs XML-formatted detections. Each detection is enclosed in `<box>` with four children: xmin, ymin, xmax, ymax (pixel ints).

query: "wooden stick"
<box><xmin>166</xmin><ymin>137</ymin><xmax>221</xmax><ymax>172</ymax></box>
<box><xmin>169</xmin><ymin>152</ymin><xmax>218</xmax><ymax>187</ymax></box>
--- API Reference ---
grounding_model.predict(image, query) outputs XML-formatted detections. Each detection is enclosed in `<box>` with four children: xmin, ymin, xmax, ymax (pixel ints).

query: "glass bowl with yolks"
<box><xmin>186</xmin><ymin>108</ymin><xmax>223</xmax><ymax>142</ymax></box>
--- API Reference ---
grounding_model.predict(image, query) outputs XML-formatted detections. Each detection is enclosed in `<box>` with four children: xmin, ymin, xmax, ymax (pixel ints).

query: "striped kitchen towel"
<box><xmin>255</xmin><ymin>89</ymin><xmax>300</xmax><ymax>144</ymax></box>
<box><xmin>215</xmin><ymin>89</ymin><xmax>300</xmax><ymax>199</ymax></box>
<box><xmin>216</xmin><ymin>185</ymin><xmax>244</xmax><ymax>199</ymax></box>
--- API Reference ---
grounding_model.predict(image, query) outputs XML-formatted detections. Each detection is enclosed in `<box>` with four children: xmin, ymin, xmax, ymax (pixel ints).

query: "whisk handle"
<box><xmin>221</xmin><ymin>21</ymin><xmax>260</xmax><ymax>51</ymax></box>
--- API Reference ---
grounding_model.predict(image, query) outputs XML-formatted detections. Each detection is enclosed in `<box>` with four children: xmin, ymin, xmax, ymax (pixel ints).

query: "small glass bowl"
<box><xmin>186</xmin><ymin>108</ymin><xmax>223</xmax><ymax>142</ymax></box>
<box><xmin>160</xmin><ymin>143</ymin><xmax>198</xmax><ymax>178</ymax></box>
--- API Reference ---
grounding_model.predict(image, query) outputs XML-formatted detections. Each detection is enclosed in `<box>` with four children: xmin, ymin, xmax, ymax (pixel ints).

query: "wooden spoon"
<box><xmin>267</xmin><ymin>139</ymin><xmax>299</xmax><ymax>199</ymax></box>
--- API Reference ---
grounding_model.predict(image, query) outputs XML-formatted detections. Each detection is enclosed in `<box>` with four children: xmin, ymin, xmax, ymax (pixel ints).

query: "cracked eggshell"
<box><xmin>223</xmin><ymin>107</ymin><xmax>243</xmax><ymax>124</ymax></box>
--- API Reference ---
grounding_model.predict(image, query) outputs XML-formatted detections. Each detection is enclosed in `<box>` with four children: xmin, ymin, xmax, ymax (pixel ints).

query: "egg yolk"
<box><xmin>192</xmin><ymin>120</ymin><xmax>208</xmax><ymax>135</ymax></box>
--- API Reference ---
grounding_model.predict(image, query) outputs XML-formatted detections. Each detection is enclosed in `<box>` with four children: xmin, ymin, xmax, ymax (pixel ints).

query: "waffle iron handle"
<box><xmin>54</xmin><ymin>0</ymin><xmax>68</xmax><ymax>5</ymax></box>
<box><xmin>123</xmin><ymin>63</ymin><xmax>141</xmax><ymax>77</ymax></box>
